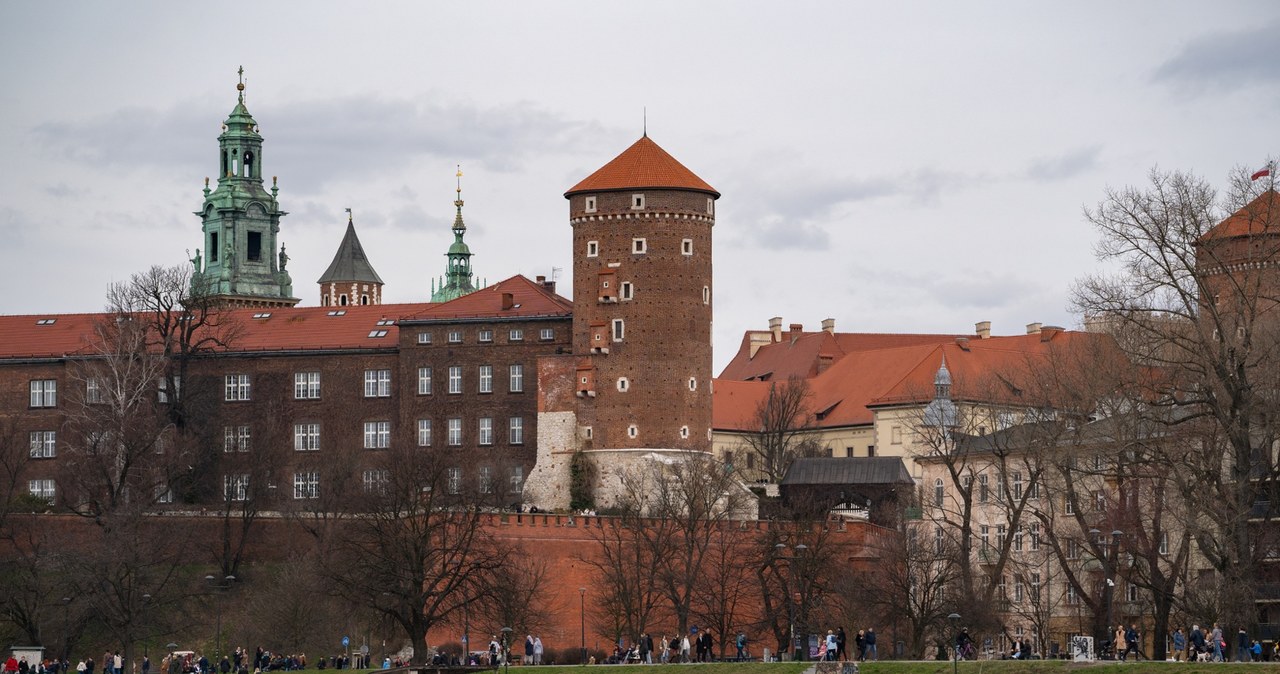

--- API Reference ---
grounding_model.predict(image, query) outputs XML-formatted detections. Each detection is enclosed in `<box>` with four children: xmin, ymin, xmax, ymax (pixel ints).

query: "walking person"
<box><xmin>855</xmin><ymin>630</ymin><xmax>866</xmax><ymax>661</ymax></box>
<box><xmin>825</xmin><ymin>631</ymin><xmax>838</xmax><ymax>662</ymax></box>
<box><xmin>680</xmin><ymin>634</ymin><xmax>690</xmax><ymax>664</ymax></box>
<box><xmin>1211</xmin><ymin>624</ymin><xmax>1224</xmax><ymax>662</ymax></box>
<box><xmin>836</xmin><ymin>627</ymin><xmax>847</xmax><ymax>661</ymax></box>
<box><xmin>1237</xmin><ymin>627</ymin><xmax>1250</xmax><ymax>663</ymax></box>
<box><xmin>533</xmin><ymin>636</ymin><xmax>543</xmax><ymax>666</ymax></box>
<box><xmin>1124</xmin><ymin>624</ymin><xmax>1140</xmax><ymax>661</ymax></box>
<box><xmin>1172</xmin><ymin>628</ymin><xmax>1186</xmax><ymax>662</ymax></box>
<box><xmin>865</xmin><ymin>628</ymin><xmax>877</xmax><ymax>661</ymax></box>
<box><xmin>735</xmin><ymin>632</ymin><xmax>747</xmax><ymax>662</ymax></box>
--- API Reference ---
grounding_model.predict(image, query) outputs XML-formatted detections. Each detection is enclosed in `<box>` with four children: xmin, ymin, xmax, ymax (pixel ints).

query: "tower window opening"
<box><xmin>231</xmin><ymin>157</ymin><xmax>239</xmax><ymax>176</ymax></box>
<box><xmin>585</xmin><ymin>196</ymin><xmax>597</xmax><ymax>213</ymax></box>
<box><xmin>221</xmin><ymin>151</ymin><xmax>228</xmax><ymax>177</ymax></box>
<box><xmin>210</xmin><ymin>232</ymin><xmax>219</xmax><ymax>261</ymax></box>
<box><xmin>361</xmin><ymin>295</ymin><xmax>369</xmax><ymax>305</ymax></box>
<box><xmin>632</xmin><ymin>238</ymin><xmax>647</xmax><ymax>254</ymax></box>
<box><xmin>340</xmin><ymin>294</ymin><xmax>349</xmax><ymax>306</ymax></box>
<box><xmin>247</xmin><ymin>232</ymin><xmax>262</xmax><ymax>262</ymax></box>
<box><xmin>627</xmin><ymin>424</ymin><xmax>638</xmax><ymax>439</ymax></box>
<box><xmin>243</xmin><ymin>151</ymin><xmax>254</xmax><ymax>178</ymax></box>
<box><xmin>682</xmin><ymin>238</ymin><xmax>693</xmax><ymax>255</ymax></box>
<box><xmin>587</xmin><ymin>241</ymin><xmax>599</xmax><ymax>257</ymax></box>
<box><xmin>680</xmin><ymin>426</ymin><xmax>690</xmax><ymax>439</ymax></box>
<box><xmin>631</xmin><ymin>194</ymin><xmax>645</xmax><ymax>210</ymax></box>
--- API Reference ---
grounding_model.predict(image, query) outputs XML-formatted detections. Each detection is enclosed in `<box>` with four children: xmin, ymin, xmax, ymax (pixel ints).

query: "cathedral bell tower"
<box><xmin>430</xmin><ymin>166</ymin><xmax>481</xmax><ymax>302</ymax></box>
<box><xmin>191</xmin><ymin>67</ymin><xmax>298</xmax><ymax>307</ymax></box>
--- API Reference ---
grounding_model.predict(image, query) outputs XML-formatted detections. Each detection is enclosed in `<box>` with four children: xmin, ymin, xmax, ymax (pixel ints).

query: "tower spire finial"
<box><xmin>643</xmin><ymin>107</ymin><xmax>647</xmax><ymax>137</ymax></box>
<box><xmin>236</xmin><ymin>66</ymin><xmax>245</xmax><ymax>102</ymax></box>
<box><xmin>345</xmin><ymin>207</ymin><xmax>352</xmax><ymax>224</ymax></box>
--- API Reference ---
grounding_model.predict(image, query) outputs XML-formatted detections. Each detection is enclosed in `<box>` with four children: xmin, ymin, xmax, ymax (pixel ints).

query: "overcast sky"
<box><xmin>1</xmin><ymin>2</ymin><xmax>1276</xmax><ymax>371</ymax></box>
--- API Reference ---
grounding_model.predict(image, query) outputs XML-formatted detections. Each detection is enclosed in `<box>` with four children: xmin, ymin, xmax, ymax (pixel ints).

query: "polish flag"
<box><xmin>1252</xmin><ymin>163</ymin><xmax>1274</xmax><ymax>181</ymax></box>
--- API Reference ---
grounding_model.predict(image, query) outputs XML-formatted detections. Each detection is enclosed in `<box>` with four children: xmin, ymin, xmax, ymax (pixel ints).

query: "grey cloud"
<box><xmin>30</xmin><ymin>96</ymin><xmax>610</xmax><ymax>196</ymax></box>
<box><xmin>1025</xmin><ymin>145</ymin><xmax>1102</xmax><ymax>182</ymax></box>
<box><xmin>43</xmin><ymin>183</ymin><xmax>89</xmax><ymax>198</ymax></box>
<box><xmin>1153</xmin><ymin>21</ymin><xmax>1280</xmax><ymax>93</ymax></box>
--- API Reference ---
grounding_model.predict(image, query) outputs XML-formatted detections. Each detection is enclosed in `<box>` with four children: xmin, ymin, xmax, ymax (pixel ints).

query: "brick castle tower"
<box><xmin>524</xmin><ymin>134</ymin><xmax>721</xmax><ymax>509</ymax></box>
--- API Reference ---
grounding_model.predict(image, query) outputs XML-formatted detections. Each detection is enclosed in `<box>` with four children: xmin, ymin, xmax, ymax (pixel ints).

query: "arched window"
<box><xmin>339</xmin><ymin>294</ymin><xmax>348</xmax><ymax>306</ymax></box>
<box><xmin>361</xmin><ymin>295</ymin><xmax>369</xmax><ymax>305</ymax></box>
<box><xmin>934</xmin><ymin>478</ymin><xmax>945</xmax><ymax>507</ymax></box>
<box><xmin>243</xmin><ymin>151</ymin><xmax>254</xmax><ymax>178</ymax></box>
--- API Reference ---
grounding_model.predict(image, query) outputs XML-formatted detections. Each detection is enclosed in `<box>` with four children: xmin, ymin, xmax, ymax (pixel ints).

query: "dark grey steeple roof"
<box><xmin>317</xmin><ymin>220</ymin><xmax>384</xmax><ymax>285</ymax></box>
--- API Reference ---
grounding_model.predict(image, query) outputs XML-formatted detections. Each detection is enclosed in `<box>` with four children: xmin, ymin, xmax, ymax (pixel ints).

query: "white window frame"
<box><xmin>617</xmin><ymin>377</ymin><xmax>629</xmax><ymax>392</ymax></box>
<box><xmin>509</xmin><ymin>466</ymin><xmax>524</xmax><ymax>493</ymax></box>
<box><xmin>363</xmin><ymin>421</ymin><xmax>390</xmax><ymax>449</ymax></box>
<box><xmin>632</xmin><ymin>238</ymin><xmax>647</xmax><ymax>254</ymax></box>
<box><xmin>585</xmin><ymin>196</ymin><xmax>597</xmax><ymax>213</ymax></box>
<box><xmin>509</xmin><ymin>417</ymin><xmax>524</xmax><ymax>445</ymax></box>
<box><xmin>448</xmin><ymin>366</ymin><xmax>462</xmax><ymax>394</ymax></box>
<box><xmin>620</xmin><ymin>281</ymin><xmax>634</xmax><ymax>301</ymax></box>
<box><xmin>478</xmin><ymin>466</ymin><xmax>493</xmax><ymax>494</ymax></box>
<box><xmin>224</xmin><ymin>374</ymin><xmax>250</xmax><ymax>401</ymax></box>
<box><xmin>612</xmin><ymin>318</ymin><xmax>625</xmax><ymax>342</ymax></box>
<box><xmin>417</xmin><ymin>331</ymin><xmax>432</xmax><ymax>344</ymax></box>
<box><xmin>509</xmin><ymin>328</ymin><xmax>524</xmax><ymax>342</ymax></box>
<box><xmin>447</xmin><ymin>418</ymin><xmax>462</xmax><ymax>446</ymax></box>
<box><xmin>418</xmin><ymin>419</ymin><xmax>432</xmax><ymax>447</ymax></box>
<box><xmin>30</xmin><ymin>379</ymin><xmax>57</xmax><ymax>408</ymax></box>
<box><xmin>539</xmin><ymin>327</ymin><xmax>554</xmax><ymax>341</ymax></box>
<box><xmin>447</xmin><ymin>330</ymin><xmax>463</xmax><ymax>344</ymax></box>
<box><xmin>158</xmin><ymin>376</ymin><xmax>181</xmax><ymax>404</ymax></box>
<box><xmin>224</xmin><ymin>425</ymin><xmax>251</xmax><ymax>453</ymax></box>
<box><xmin>86</xmin><ymin>378</ymin><xmax>103</xmax><ymax>404</ymax></box>
<box><xmin>682</xmin><ymin>238</ymin><xmax>693</xmax><ymax>255</ymax></box>
<box><xmin>362</xmin><ymin>469</ymin><xmax>389</xmax><ymax>495</ymax></box>
<box><xmin>627</xmin><ymin>424</ymin><xmax>638</xmax><ymax>439</ymax></box>
<box><xmin>364</xmin><ymin>369</ymin><xmax>392</xmax><ymax>398</ymax></box>
<box><xmin>29</xmin><ymin>431</ymin><xmax>56</xmax><ymax>458</ymax></box>
<box><xmin>294</xmin><ymin>371</ymin><xmax>321</xmax><ymax>400</ymax></box>
<box><xmin>478</xmin><ymin>417</ymin><xmax>493</xmax><ymax>446</ymax></box>
<box><xmin>418</xmin><ymin>366</ymin><xmax>433</xmax><ymax>395</ymax></box>
<box><xmin>587</xmin><ymin>240</ymin><xmax>599</xmax><ymax>257</ymax></box>
<box><xmin>478</xmin><ymin>365</ymin><xmax>493</xmax><ymax>394</ymax></box>
<box><xmin>223</xmin><ymin>474</ymin><xmax>250</xmax><ymax>502</ymax></box>
<box><xmin>478</xmin><ymin>329</ymin><xmax>493</xmax><ymax>343</ymax></box>
<box><xmin>293</xmin><ymin>423</ymin><xmax>320</xmax><ymax>451</ymax></box>
<box><xmin>293</xmin><ymin>472</ymin><xmax>319</xmax><ymax>500</ymax></box>
<box><xmin>509</xmin><ymin>364</ymin><xmax>524</xmax><ymax>393</ymax></box>
<box><xmin>29</xmin><ymin>479</ymin><xmax>55</xmax><ymax>503</ymax></box>
<box><xmin>447</xmin><ymin>467</ymin><xmax>461</xmax><ymax>494</ymax></box>
<box><xmin>631</xmin><ymin>193</ymin><xmax>645</xmax><ymax>210</ymax></box>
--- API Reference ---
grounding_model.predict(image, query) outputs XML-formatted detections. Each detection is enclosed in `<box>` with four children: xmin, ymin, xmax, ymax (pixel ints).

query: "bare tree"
<box><xmin>736</xmin><ymin>376</ymin><xmax>824</xmax><ymax>483</ymax></box>
<box><xmin>0</xmin><ymin>418</ymin><xmax>29</xmax><ymax>535</ymax></box>
<box><xmin>470</xmin><ymin>549</ymin><xmax>559</xmax><ymax>641</ymax></box>
<box><xmin>854</xmin><ymin>523</ymin><xmax>961</xmax><ymax>659</ymax></box>
<box><xmin>326</xmin><ymin>443</ymin><xmax>506</xmax><ymax>663</ymax></box>
<box><xmin>691</xmin><ymin>522</ymin><xmax>759</xmax><ymax>658</ymax></box>
<box><xmin>1073</xmin><ymin>167</ymin><xmax>1280</xmax><ymax>626</ymax></box>
<box><xmin>754</xmin><ymin>510</ymin><xmax>849</xmax><ymax>659</ymax></box>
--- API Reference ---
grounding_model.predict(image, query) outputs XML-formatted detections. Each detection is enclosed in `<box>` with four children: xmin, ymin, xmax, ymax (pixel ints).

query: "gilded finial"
<box><xmin>345</xmin><ymin>207</ymin><xmax>353</xmax><ymax>224</ymax></box>
<box><xmin>455</xmin><ymin>164</ymin><xmax>464</xmax><ymax>203</ymax></box>
<box><xmin>237</xmin><ymin>66</ymin><xmax>245</xmax><ymax>98</ymax></box>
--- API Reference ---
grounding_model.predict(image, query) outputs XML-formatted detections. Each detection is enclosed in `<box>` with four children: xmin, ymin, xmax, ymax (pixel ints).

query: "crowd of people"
<box><xmin>1166</xmin><ymin>624</ymin><xmax>1274</xmax><ymax>663</ymax></box>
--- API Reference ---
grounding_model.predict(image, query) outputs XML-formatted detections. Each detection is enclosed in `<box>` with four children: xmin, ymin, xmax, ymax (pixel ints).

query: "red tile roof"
<box><xmin>400</xmin><ymin>275</ymin><xmax>572</xmax><ymax>322</ymax></box>
<box><xmin>0</xmin><ymin>303</ymin><xmax>430</xmax><ymax>359</ymax></box>
<box><xmin>1199</xmin><ymin>190</ymin><xmax>1279</xmax><ymax>241</ymax></box>
<box><xmin>565</xmin><ymin>135</ymin><xmax>719</xmax><ymax>197</ymax></box>
<box><xmin>713</xmin><ymin>329</ymin><xmax>1119</xmax><ymax>432</ymax></box>
<box><xmin>719</xmin><ymin>329</ymin><xmax>970</xmax><ymax>382</ymax></box>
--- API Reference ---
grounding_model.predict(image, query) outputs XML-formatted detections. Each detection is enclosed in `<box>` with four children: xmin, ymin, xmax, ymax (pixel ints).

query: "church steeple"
<box><xmin>191</xmin><ymin>67</ymin><xmax>298</xmax><ymax>307</ymax></box>
<box><xmin>430</xmin><ymin>166</ymin><xmax>480</xmax><ymax>302</ymax></box>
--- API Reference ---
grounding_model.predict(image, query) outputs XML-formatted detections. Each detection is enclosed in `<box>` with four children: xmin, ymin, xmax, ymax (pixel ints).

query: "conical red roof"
<box><xmin>565</xmin><ymin>135</ymin><xmax>718</xmax><ymax>197</ymax></box>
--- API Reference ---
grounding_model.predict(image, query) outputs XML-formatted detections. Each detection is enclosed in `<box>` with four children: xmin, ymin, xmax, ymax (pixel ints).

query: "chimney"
<box><xmin>1040</xmin><ymin>325</ymin><xmax>1064</xmax><ymax>342</ymax></box>
<box><xmin>535</xmin><ymin>275</ymin><xmax>556</xmax><ymax>293</ymax></box>
<box><xmin>748</xmin><ymin>332</ymin><xmax>772</xmax><ymax>359</ymax></box>
<box><xmin>789</xmin><ymin>323</ymin><xmax>804</xmax><ymax>342</ymax></box>
<box><xmin>1026</xmin><ymin>322</ymin><xmax>1042</xmax><ymax>335</ymax></box>
<box><xmin>955</xmin><ymin>337</ymin><xmax>971</xmax><ymax>351</ymax></box>
<box><xmin>821</xmin><ymin>318</ymin><xmax>836</xmax><ymax>334</ymax></box>
<box><xmin>769</xmin><ymin>316</ymin><xmax>783</xmax><ymax>343</ymax></box>
<box><xmin>975</xmin><ymin>321</ymin><xmax>991</xmax><ymax>339</ymax></box>
<box><xmin>501</xmin><ymin>292</ymin><xmax>515</xmax><ymax>310</ymax></box>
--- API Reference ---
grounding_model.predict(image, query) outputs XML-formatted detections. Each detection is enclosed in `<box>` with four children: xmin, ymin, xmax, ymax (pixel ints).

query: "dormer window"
<box><xmin>631</xmin><ymin>194</ymin><xmax>645</xmax><ymax>210</ymax></box>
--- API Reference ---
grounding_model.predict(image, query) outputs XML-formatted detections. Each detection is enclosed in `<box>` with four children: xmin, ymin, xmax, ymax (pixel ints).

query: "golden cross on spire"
<box><xmin>455</xmin><ymin>165</ymin><xmax>464</xmax><ymax>207</ymax></box>
<box><xmin>236</xmin><ymin>66</ymin><xmax>246</xmax><ymax>102</ymax></box>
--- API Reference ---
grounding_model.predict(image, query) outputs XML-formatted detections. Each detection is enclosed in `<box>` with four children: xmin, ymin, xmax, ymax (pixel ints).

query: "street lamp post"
<box><xmin>775</xmin><ymin>542</ymin><xmax>808</xmax><ymax>661</ymax></box>
<box><xmin>205</xmin><ymin>575</ymin><xmax>236</xmax><ymax>660</ymax></box>
<box><xmin>948</xmin><ymin>614</ymin><xmax>961</xmax><ymax>674</ymax></box>
<box><xmin>579</xmin><ymin>587</ymin><xmax>587</xmax><ymax>666</ymax></box>
<box><xmin>500</xmin><ymin>627</ymin><xmax>512</xmax><ymax>674</ymax></box>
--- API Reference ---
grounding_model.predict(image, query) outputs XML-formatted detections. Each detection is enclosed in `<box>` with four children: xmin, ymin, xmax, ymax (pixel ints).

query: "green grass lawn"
<box><xmin>502</xmin><ymin>661</ymin><xmax>1280</xmax><ymax>674</ymax></box>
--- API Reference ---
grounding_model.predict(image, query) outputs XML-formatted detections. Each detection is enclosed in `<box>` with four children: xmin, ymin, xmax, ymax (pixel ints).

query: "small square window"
<box><xmin>682</xmin><ymin>239</ymin><xmax>693</xmax><ymax>255</ymax></box>
<box><xmin>702</xmin><ymin>286</ymin><xmax>710</xmax><ymax>305</ymax></box>
<box><xmin>707</xmin><ymin>198</ymin><xmax>714</xmax><ymax>214</ymax></box>
<box><xmin>680</xmin><ymin>426</ymin><xmax>689</xmax><ymax>439</ymax></box>
<box><xmin>632</xmin><ymin>238</ymin><xmax>647</xmax><ymax>254</ymax></box>
<box><xmin>417</xmin><ymin>332</ymin><xmax>432</xmax><ymax>344</ymax></box>
<box><xmin>585</xmin><ymin>196</ymin><xmax>597</xmax><ymax>213</ymax></box>
<box><xmin>448</xmin><ymin>330</ymin><xmax>463</xmax><ymax>344</ymax></box>
<box><xmin>540</xmin><ymin>328</ymin><xmax>554</xmax><ymax>341</ymax></box>
<box><xmin>631</xmin><ymin>194</ymin><xmax>645</xmax><ymax>210</ymax></box>
<box><xmin>621</xmin><ymin>282</ymin><xmax>634</xmax><ymax>300</ymax></box>
<box><xmin>478</xmin><ymin>329</ymin><xmax>493</xmax><ymax>343</ymax></box>
<box><xmin>587</xmin><ymin>241</ymin><xmax>599</xmax><ymax>257</ymax></box>
<box><xmin>627</xmin><ymin>424</ymin><xmax>639</xmax><ymax>438</ymax></box>
<box><xmin>509</xmin><ymin>329</ymin><xmax>524</xmax><ymax>342</ymax></box>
